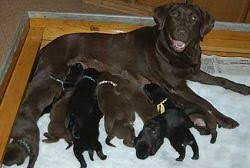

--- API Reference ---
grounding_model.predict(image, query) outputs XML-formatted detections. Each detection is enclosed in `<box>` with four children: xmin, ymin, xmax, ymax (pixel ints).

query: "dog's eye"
<box><xmin>191</xmin><ymin>15</ymin><xmax>198</xmax><ymax>22</ymax></box>
<box><xmin>171</xmin><ymin>11</ymin><xmax>179</xmax><ymax>17</ymax></box>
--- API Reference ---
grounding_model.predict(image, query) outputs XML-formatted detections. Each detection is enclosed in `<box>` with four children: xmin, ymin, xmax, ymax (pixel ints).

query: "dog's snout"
<box><xmin>135</xmin><ymin>141</ymin><xmax>150</xmax><ymax>160</ymax></box>
<box><xmin>176</xmin><ymin>28</ymin><xmax>188</xmax><ymax>42</ymax></box>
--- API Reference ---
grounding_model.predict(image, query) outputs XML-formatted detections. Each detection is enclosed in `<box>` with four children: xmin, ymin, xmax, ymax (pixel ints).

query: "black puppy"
<box><xmin>135</xmin><ymin>110</ymin><xmax>199</xmax><ymax>161</ymax></box>
<box><xmin>143</xmin><ymin>83</ymin><xmax>217</xmax><ymax>144</ymax></box>
<box><xmin>65</xmin><ymin>68</ymin><xmax>107</xmax><ymax>168</ymax></box>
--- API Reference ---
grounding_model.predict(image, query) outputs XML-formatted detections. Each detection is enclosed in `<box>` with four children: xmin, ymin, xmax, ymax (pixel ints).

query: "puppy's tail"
<box><xmin>105</xmin><ymin>136</ymin><xmax>116</xmax><ymax>147</ymax></box>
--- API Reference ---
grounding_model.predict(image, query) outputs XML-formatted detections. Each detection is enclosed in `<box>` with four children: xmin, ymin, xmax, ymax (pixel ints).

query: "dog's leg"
<box><xmin>27</xmin><ymin>140</ymin><xmax>39</xmax><ymax>168</ymax></box>
<box><xmin>105</xmin><ymin>135</ymin><xmax>116</xmax><ymax>147</ymax></box>
<box><xmin>88</xmin><ymin>150</ymin><xmax>94</xmax><ymax>161</ymax></box>
<box><xmin>173</xmin><ymin>84</ymin><xmax>239</xmax><ymax>129</ymax></box>
<box><xmin>96</xmin><ymin>141</ymin><xmax>107</xmax><ymax>160</ymax></box>
<box><xmin>188</xmin><ymin>113</ymin><xmax>217</xmax><ymax>143</ymax></box>
<box><xmin>189</xmin><ymin>70</ymin><xmax>250</xmax><ymax>95</ymax></box>
<box><xmin>190</xmin><ymin>140</ymin><xmax>199</xmax><ymax>160</ymax></box>
<box><xmin>64</xmin><ymin>132</ymin><xmax>73</xmax><ymax>149</ymax></box>
<box><xmin>175</xmin><ymin>146</ymin><xmax>186</xmax><ymax>161</ymax></box>
<box><xmin>73</xmin><ymin>146</ymin><xmax>87</xmax><ymax>168</ymax></box>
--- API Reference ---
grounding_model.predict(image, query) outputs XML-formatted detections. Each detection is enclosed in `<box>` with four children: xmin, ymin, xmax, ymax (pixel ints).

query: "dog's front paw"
<box><xmin>218</xmin><ymin>117</ymin><xmax>239</xmax><ymax>129</ymax></box>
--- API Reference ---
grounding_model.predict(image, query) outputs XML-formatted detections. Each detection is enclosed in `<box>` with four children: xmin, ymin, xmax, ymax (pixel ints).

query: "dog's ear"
<box><xmin>153</xmin><ymin>3</ymin><xmax>175</xmax><ymax>30</ymax></box>
<box><xmin>199</xmin><ymin>7</ymin><xmax>215</xmax><ymax>39</ymax></box>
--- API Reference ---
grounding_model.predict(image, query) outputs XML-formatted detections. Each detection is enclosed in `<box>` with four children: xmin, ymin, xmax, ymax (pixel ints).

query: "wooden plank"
<box><xmin>30</xmin><ymin>18</ymin><xmax>143</xmax><ymax>30</ymax></box>
<box><xmin>83</xmin><ymin>0</ymin><xmax>152</xmax><ymax>16</ymax></box>
<box><xmin>0</xmin><ymin>22</ymin><xmax>30</xmax><ymax>103</ymax></box>
<box><xmin>0</xmin><ymin>27</ymin><xmax>44</xmax><ymax>165</ymax></box>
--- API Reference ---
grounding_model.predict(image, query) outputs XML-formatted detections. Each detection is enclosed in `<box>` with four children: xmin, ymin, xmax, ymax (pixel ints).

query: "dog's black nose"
<box><xmin>136</xmin><ymin>152</ymin><xmax>148</xmax><ymax>160</ymax></box>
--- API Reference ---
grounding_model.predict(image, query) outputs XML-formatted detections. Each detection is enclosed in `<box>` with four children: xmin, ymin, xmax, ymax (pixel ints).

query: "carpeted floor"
<box><xmin>0</xmin><ymin>0</ymin><xmax>122</xmax><ymax>72</ymax></box>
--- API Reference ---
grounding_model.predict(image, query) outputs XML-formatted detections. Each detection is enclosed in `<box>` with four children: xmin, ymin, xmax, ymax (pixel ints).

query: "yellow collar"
<box><xmin>157</xmin><ymin>98</ymin><xmax>167</xmax><ymax>114</ymax></box>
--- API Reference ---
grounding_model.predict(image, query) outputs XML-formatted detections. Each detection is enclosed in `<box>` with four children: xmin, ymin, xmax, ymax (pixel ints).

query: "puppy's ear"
<box><xmin>199</xmin><ymin>7</ymin><xmax>215</xmax><ymax>39</ymax></box>
<box><xmin>153</xmin><ymin>3</ymin><xmax>175</xmax><ymax>30</ymax></box>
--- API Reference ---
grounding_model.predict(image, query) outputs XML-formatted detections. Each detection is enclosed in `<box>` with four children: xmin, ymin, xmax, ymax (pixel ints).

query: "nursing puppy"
<box><xmin>143</xmin><ymin>83</ymin><xmax>217</xmax><ymax>144</ymax></box>
<box><xmin>96</xmin><ymin>72</ymin><xmax>158</xmax><ymax>147</ymax></box>
<box><xmin>42</xmin><ymin>93</ymin><xmax>72</xmax><ymax>148</ymax></box>
<box><xmin>66</xmin><ymin>68</ymin><xmax>106</xmax><ymax>168</ymax></box>
<box><xmin>42</xmin><ymin>63</ymin><xmax>84</xmax><ymax>147</ymax></box>
<box><xmin>135</xmin><ymin>110</ymin><xmax>199</xmax><ymax>161</ymax></box>
<box><xmin>3</xmin><ymin>116</ymin><xmax>39</xmax><ymax>168</ymax></box>
<box><xmin>96</xmin><ymin>72</ymin><xmax>136</xmax><ymax>147</ymax></box>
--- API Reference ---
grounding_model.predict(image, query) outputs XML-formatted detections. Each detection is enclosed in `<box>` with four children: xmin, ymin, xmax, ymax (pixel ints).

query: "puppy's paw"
<box><xmin>88</xmin><ymin>150</ymin><xmax>94</xmax><ymax>161</ymax></box>
<box><xmin>191</xmin><ymin>155</ymin><xmax>199</xmax><ymax>160</ymax></box>
<box><xmin>100</xmin><ymin>155</ymin><xmax>107</xmax><ymax>160</ymax></box>
<box><xmin>176</xmin><ymin>157</ymin><xmax>184</xmax><ymax>161</ymax></box>
<box><xmin>43</xmin><ymin>132</ymin><xmax>50</xmax><ymax>138</ymax></box>
<box><xmin>97</xmin><ymin>151</ymin><xmax>107</xmax><ymax>160</ymax></box>
<box><xmin>42</xmin><ymin>138</ymin><xmax>58</xmax><ymax>143</ymax></box>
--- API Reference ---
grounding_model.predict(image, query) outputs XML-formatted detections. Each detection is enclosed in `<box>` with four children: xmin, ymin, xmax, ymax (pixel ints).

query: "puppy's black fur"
<box><xmin>143</xmin><ymin>83</ymin><xmax>217</xmax><ymax>143</ymax></box>
<box><xmin>135</xmin><ymin>110</ymin><xmax>199</xmax><ymax>161</ymax></box>
<box><xmin>65</xmin><ymin>68</ymin><xmax>106</xmax><ymax>168</ymax></box>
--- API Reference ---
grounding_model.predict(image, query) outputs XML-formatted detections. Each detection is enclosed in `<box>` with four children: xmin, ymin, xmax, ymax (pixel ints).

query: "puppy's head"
<box><xmin>65</xmin><ymin>63</ymin><xmax>84</xmax><ymax>84</ymax></box>
<box><xmin>82</xmin><ymin>68</ymin><xmax>101</xmax><ymax>82</ymax></box>
<box><xmin>135</xmin><ymin>118</ymin><xmax>164</xmax><ymax>159</ymax></box>
<box><xmin>154</xmin><ymin>3</ymin><xmax>214</xmax><ymax>52</ymax></box>
<box><xmin>3</xmin><ymin>141</ymin><xmax>28</xmax><ymax>166</ymax></box>
<box><xmin>143</xmin><ymin>84</ymin><xmax>168</xmax><ymax>104</ymax></box>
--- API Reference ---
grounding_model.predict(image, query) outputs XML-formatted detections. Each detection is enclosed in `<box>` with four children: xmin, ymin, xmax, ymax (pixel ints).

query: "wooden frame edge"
<box><xmin>0</xmin><ymin>15</ymin><xmax>30</xmax><ymax>103</ymax></box>
<box><xmin>0</xmin><ymin>26</ymin><xmax>44</xmax><ymax>165</ymax></box>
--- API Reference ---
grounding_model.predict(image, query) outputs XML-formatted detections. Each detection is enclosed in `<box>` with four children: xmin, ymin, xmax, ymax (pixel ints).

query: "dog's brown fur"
<box><xmin>42</xmin><ymin>91</ymin><xmax>72</xmax><ymax>148</ymax></box>
<box><xmin>3</xmin><ymin>116</ymin><xmax>39</xmax><ymax>168</ymax></box>
<box><xmin>96</xmin><ymin>72</ymin><xmax>158</xmax><ymax>147</ymax></box>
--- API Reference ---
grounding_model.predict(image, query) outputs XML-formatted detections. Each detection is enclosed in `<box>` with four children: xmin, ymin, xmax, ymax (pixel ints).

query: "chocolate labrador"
<box><xmin>3</xmin><ymin>116</ymin><xmax>39</xmax><ymax>168</ymax></box>
<box><xmin>135</xmin><ymin>110</ymin><xmax>199</xmax><ymax>161</ymax></box>
<box><xmin>143</xmin><ymin>83</ymin><xmax>217</xmax><ymax>143</ymax></box>
<box><xmin>8</xmin><ymin>2</ymin><xmax>250</xmax><ymax>164</ymax></box>
<box><xmin>66</xmin><ymin>68</ymin><xmax>106</xmax><ymax>168</ymax></box>
<box><xmin>96</xmin><ymin>72</ymin><xmax>158</xmax><ymax>147</ymax></box>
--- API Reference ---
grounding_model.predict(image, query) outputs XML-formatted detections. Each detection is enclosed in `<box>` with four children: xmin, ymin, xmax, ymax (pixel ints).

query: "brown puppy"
<box><xmin>96</xmin><ymin>72</ymin><xmax>158</xmax><ymax>147</ymax></box>
<box><xmin>42</xmin><ymin>91</ymin><xmax>72</xmax><ymax>148</ymax></box>
<box><xmin>3</xmin><ymin>116</ymin><xmax>39</xmax><ymax>168</ymax></box>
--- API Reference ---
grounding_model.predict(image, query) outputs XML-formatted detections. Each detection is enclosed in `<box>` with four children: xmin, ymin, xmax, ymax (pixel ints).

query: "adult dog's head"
<box><xmin>134</xmin><ymin>117</ymin><xmax>165</xmax><ymax>160</ymax></box>
<box><xmin>154</xmin><ymin>3</ymin><xmax>214</xmax><ymax>52</ymax></box>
